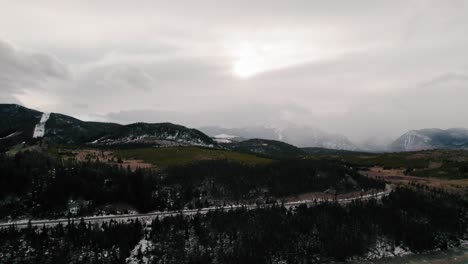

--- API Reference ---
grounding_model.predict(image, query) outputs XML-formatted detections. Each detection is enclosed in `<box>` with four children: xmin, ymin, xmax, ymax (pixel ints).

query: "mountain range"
<box><xmin>2</xmin><ymin>104</ymin><xmax>468</xmax><ymax>153</ymax></box>
<box><xmin>199</xmin><ymin>125</ymin><xmax>358</xmax><ymax>150</ymax></box>
<box><xmin>0</xmin><ymin>104</ymin><xmax>214</xmax><ymax>148</ymax></box>
<box><xmin>201</xmin><ymin>126</ymin><xmax>468</xmax><ymax>152</ymax></box>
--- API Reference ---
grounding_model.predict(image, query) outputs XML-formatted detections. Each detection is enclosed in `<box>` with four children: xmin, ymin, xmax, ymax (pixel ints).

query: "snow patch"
<box><xmin>214</xmin><ymin>134</ymin><xmax>238</xmax><ymax>139</ymax></box>
<box><xmin>364</xmin><ymin>238</ymin><xmax>412</xmax><ymax>260</ymax></box>
<box><xmin>126</xmin><ymin>238</ymin><xmax>151</xmax><ymax>264</ymax></box>
<box><xmin>213</xmin><ymin>138</ymin><xmax>232</xmax><ymax>143</ymax></box>
<box><xmin>33</xmin><ymin>112</ymin><xmax>50</xmax><ymax>138</ymax></box>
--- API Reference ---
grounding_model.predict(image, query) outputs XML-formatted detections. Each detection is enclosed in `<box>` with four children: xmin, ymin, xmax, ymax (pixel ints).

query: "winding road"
<box><xmin>0</xmin><ymin>185</ymin><xmax>392</xmax><ymax>229</ymax></box>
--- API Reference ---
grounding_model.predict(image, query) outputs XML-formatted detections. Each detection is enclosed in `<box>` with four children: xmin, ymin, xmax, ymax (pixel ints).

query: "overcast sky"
<box><xmin>1</xmin><ymin>0</ymin><xmax>468</xmax><ymax>140</ymax></box>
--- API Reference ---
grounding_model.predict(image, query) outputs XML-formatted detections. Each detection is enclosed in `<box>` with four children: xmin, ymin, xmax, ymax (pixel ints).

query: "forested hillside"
<box><xmin>0</xmin><ymin>150</ymin><xmax>383</xmax><ymax>219</ymax></box>
<box><xmin>0</xmin><ymin>104</ymin><xmax>215</xmax><ymax>148</ymax></box>
<box><xmin>1</xmin><ymin>187</ymin><xmax>467</xmax><ymax>264</ymax></box>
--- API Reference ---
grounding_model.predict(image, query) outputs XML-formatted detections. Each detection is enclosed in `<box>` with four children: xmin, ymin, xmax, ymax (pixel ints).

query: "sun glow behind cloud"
<box><xmin>230</xmin><ymin>42</ymin><xmax>312</xmax><ymax>78</ymax></box>
<box><xmin>232</xmin><ymin>45</ymin><xmax>263</xmax><ymax>78</ymax></box>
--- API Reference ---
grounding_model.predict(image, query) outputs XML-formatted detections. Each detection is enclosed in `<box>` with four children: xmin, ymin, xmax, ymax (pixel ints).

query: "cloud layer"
<box><xmin>1</xmin><ymin>0</ymin><xmax>468</xmax><ymax>140</ymax></box>
<box><xmin>0</xmin><ymin>39</ymin><xmax>69</xmax><ymax>103</ymax></box>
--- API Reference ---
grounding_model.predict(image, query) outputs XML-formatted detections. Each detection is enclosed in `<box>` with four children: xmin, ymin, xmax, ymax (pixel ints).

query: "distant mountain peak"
<box><xmin>390</xmin><ymin>128</ymin><xmax>468</xmax><ymax>151</ymax></box>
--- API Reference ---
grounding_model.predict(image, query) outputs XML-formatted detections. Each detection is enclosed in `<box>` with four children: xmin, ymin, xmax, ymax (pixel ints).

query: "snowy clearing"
<box><xmin>214</xmin><ymin>134</ymin><xmax>238</xmax><ymax>139</ymax></box>
<box><xmin>32</xmin><ymin>112</ymin><xmax>50</xmax><ymax>138</ymax></box>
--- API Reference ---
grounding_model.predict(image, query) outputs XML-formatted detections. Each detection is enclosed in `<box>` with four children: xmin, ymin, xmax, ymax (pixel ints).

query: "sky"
<box><xmin>1</xmin><ymin>0</ymin><xmax>468</xmax><ymax>141</ymax></box>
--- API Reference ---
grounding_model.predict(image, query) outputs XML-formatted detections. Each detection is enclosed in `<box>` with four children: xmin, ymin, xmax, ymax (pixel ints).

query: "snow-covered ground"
<box><xmin>363</xmin><ymin>238</ymin><xmax>412</xmax><ymax>260</ymax></box>
<box><xmin>351</xmin><ymin>241</ymin><xmax>468</xmax><ymax>264</ymax></box>
<box><xmin>127</xmin><ymin>237</ymin><xmax>152</xmax><ymax>264</ymax></box>
<box><xmin>214</xmin><ymin>134</ymin><xmax>238</xmax><ymax>139</ymax></box>
<box><xmin>89</xmin><ymin>133</ymin><xmax>214</xmax><ymax>148</ymax></box>
<box><xmin>213</xmin><ymin>138</ymin><xmax>232</xmax><ymax>143</ymax></box>
<box><xmin>32</xmin><ymin>112</ymin><xmax>50</xmax><ymax>138</ymax></box>
<box><xmin>212</xmin><ymin>134</ymin><xmax>239</xmax><ymax>143</ymax></box>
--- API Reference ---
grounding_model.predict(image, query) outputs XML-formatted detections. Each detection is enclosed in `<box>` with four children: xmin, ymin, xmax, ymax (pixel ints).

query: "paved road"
<box><xmin>0</xmin><ymin>187</ymin><xmax>391</xmax><ymax>229</ymax></box>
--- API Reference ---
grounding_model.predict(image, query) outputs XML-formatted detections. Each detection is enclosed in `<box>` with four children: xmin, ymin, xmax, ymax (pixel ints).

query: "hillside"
<box><xmin>116</xmin><ymin>146</ymin><xmax>272</xmax><ymax>167</ymax></box>
<box><xmin>0</xmin><ymin>104</ymin><xmax>42</xmax><ymax>147</ymax></box>
<box><xmin>45</xmin><ymin>113</ymin><xmax>121</xmax><ymax>144</ymax></box>
<box><xmin>98</xmin><ymin>122</ymin><xmax>214</xmax><ymax>146</ymax></box>
<box><xmin>302</xmin><ymin>147</ymin><xmax>371</xmax><ymax>156</ymax></box>
<box><xmin>226</xmin><ymin>138</ymin><xmax>305</xmax><ymax>159</ymax></box>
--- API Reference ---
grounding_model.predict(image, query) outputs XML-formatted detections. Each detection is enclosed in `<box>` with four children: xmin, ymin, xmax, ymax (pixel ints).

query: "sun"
<box><xmin>232</xmin><ymin>44</ymin><xmax>263</xmax><ymax>78</ymax></box>
<box><xmin>230</xmin><ymin>42</ymin><xmax>302</xmax><ymax>78</ymax></box>
<box><xmin>233</xmin><ymin>58</ymin><xmax>259</xmax><ymax>78</ymax></box>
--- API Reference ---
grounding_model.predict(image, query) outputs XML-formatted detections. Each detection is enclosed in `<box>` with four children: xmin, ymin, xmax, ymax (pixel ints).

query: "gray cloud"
<box><xmin>1</xmin><ymin>0</ymin><xmax>468</xmax><ymax>141</ymax></box>
<box><xmin>104</xmin><ymin>101</ymin><xmax>314</xmax><ymax>128</ymax></box>
<box><xmin>0</xmin><ymin>39</ymin><xmax>69</xmax><ymax>103</ymax></box>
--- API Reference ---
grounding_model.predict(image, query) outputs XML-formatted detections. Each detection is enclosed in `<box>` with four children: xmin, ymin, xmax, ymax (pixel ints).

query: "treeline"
<box><xmin>165</xmin><ymin>159</ymin><xmax>384</xmax><ymax>200</ymax></box>
<box><xmin>143</xmin><ymin>187</ymin><xmax>468</xmax><ymax>263</ymax></box>
<box><xmin>0</xmin><ymin>151</ymin><xmax>384</xmax><ymax>219</ymax></box>
<box><xmin>0</xmin><ymin>151</ymin><xmax>164</xmax><ymax>218</ymax></box>
<box><xmin>0</xmin><ymin>219</ymin><xmax>142</xmax><ymax>264</ymax></box>
<box><xmin>1</xmin><ymin>187</ymin><xmax>467</xmax><ymax>264</ymax></box>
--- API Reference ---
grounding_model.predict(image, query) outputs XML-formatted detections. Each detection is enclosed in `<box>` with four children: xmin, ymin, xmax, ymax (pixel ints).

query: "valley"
<box><xmin>2</xmin><ymin>2</ymin><xmax>468</xmax><ymax>262</ymax></box>
<box><xmin>337</xmin><ymin>149</ymin><xmax>468</xmax><ymax>195</ymax></box>
<box><xmin>1</xmin><ymin>104</ymin><xmax>468</xmax><ymax>263</ymax></box>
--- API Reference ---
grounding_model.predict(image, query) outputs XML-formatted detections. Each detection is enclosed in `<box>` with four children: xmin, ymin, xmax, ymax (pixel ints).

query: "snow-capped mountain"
<box><xmin>199</xmin><ymin>125</ymin><xmax>357</xmax><ymax>150</ymax></box>
<box><xmin>7</xmin><ymin>104</ymin><xmax>468</xmax><ymax>153</ymax></box>
<box><xmin>390</xmin><ymin>128</ymin><xmax>468</xmax><ymax>151</ymax></box>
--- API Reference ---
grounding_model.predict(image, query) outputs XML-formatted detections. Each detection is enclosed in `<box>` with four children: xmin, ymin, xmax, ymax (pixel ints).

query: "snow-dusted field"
<box><xmin>32</xmin><ymin>112</ymin><xmax>50</xmax><ymax>138</ymax></box>
<box><xmin>127</xmin><ymin>238</ymin><xmax>152</xmax><ymax>264</ymax></box>
<box><xmin>351</xmin><ymin>242</ymin><xmax>468</xmax><ymax>264</ymax></box>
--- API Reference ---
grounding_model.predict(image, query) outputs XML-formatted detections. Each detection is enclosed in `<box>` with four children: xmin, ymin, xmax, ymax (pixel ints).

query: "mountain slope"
<box><xmin>45</xmin><ymin>113</ymin><xmax>121</xmax><ymax>144</ymax></box>
<box><xmin>94</xmin><ymin>122</ymin><xmax>214</xmax><ymax>146</ymax></box>
<box><xmin>227</xmin><ymin>138</ymin><xmax>305</xmax><ymax>159</ymax></box>
<box><xmin>0</xmin><ymin>104</ymin><xmax>215</xmax><ymax>147</ymax></box>
<box><xmin>390</xmin><ymin>128</ymin><xmax>468</xmax><ymax>151</ymax></box>
<box><xmin>0</xmin><ymin>104</ymin><xmax>42</xmax><ymax>146</ymax></box>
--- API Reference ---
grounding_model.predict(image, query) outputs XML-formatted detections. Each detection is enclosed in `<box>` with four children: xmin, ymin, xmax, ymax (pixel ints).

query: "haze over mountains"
<box><xmin>2</xmin><ymin>103</ymin><xmax>468</xmax><ymax>153</ymax></box>
<box><xmin>199</xmin><ymin>125</ymin><xmax>358</xmax><ymax>150</ymax></box>
<box><xmin>200</xmin><ymin>126</ymin><xmax>468</xmax><ymax>152</ymax></box>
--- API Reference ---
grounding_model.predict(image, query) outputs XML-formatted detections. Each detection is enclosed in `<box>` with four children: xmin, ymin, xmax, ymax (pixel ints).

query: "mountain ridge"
<box><xmin>0</xmin><ymin>104</ymin><xmax>215</xmax><ymax>147</ymax></box>
<box><xmin>227</xmin><ymin>138</ymin><xmax>306</xmax><ymax>159</ymax></box>
<box><xmin>390</xmin><ymin>128</ymin><xmax>468</xmax><ymax>151</ymax></box>
<box><xmin>4</xmin><ymin>104</ymin><xmax>468</xmax><ymax>153</ymax></box>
